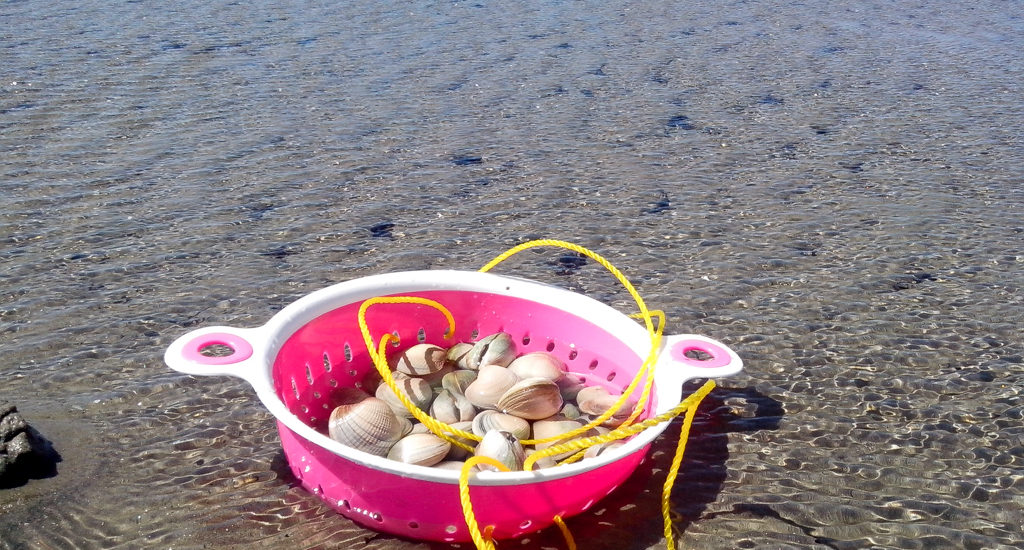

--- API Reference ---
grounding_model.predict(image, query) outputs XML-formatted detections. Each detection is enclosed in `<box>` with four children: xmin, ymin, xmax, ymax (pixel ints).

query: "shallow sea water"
<box><xmin>1</xmin><ymin>0</ymin><xmax>1022</xmax><ymax>548</ymax></box>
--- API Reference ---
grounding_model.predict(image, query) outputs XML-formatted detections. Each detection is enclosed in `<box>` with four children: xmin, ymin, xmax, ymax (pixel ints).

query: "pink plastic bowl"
<box><xmin>164</xmin><ymin>270</ymin><xmax>742</xmax><ymax>542</ymax></box>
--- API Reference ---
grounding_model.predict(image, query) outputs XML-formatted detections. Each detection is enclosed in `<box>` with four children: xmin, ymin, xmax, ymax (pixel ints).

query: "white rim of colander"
<box><xmin>245</xmin><ymin>269</ymin><xmax>691</xmax><ymax>486</ymax></box>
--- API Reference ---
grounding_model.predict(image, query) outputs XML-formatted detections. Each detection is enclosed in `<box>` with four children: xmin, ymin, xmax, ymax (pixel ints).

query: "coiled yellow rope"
<box><xmin>357</xmin><ymin>240</ymin><xmax>716</xmax><ymax>550</ymax></box>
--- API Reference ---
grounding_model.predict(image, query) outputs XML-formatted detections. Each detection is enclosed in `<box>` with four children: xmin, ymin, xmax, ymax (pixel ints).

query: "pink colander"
<box><xmin>164</xmin><ymin>267</ymin><xmax>742</xmax><ymax>543</ymax></box>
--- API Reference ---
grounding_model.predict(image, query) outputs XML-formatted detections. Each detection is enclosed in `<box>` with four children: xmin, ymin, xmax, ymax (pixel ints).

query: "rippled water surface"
<box><xmin>1</xmin><ymin>1</ymin><xmax>1022</xmax><ymax>548</ymax></box>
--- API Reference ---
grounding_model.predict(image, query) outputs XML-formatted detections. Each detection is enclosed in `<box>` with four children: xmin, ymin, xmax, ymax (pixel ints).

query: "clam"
<box><xmin>524</xmin><ymin>449</ymin><xmax>559</xmax><ymax>469</ymax></box>
<box><xmin>467</xmin><ymin>332</ymin><xmax>517</xmax><ymax>369</ymax></box>
<box><xmin>531</xmin><ymin>418</ymin><xmax>592</xmax><ymax>460</ymax></box>
<box><xmin>441</xmin><ymin>369</ymin><xmax>477</xmax><ymax>397</ymax></box>
<box><xmin>471</xmin><ymin>409</ymin><xmax>531</xmax><ymax>440</ymax></box>
<box><xmin>434</xmin><ymin>460</ymin><xmax>467</xmax><ymax>471</ymax></box>
<box><xmin>556</xmin><ymin>374</ymin><xmax>587</xmax><ymax>401</ymax></box>
<box><xmin>390</xmin><ymin>343</ymin><xmax>448</xmax><ymax>376</ymax></box>
<box><xmin>560</xmin><ymin>402</ymin><xmax>582</xmax><ymax>420</ymax></box>
<box><xmin>575</xmin><ymin>385</ymin><xmax>635</xmax><ymax>427</ymax></box>
<box><xmin>416</xmin><ymin>362</ymin><xmax>455</xmax><ymax>389</ymax></box>
<box><xmin>443</xmin><ymin>421</ymin><xmax>476</xmax><ymax>461</ymax></box>
<box><xmin>446</xmin><ymin>342</ymin><xmax>474</xmax><ymax>369</ymax></box>
<box><xmin>430</xmin><ymin>388</ymin><xmax>477</xmax><ymax>425</ymax></box>
<box><xmin>464</xmin><ymin>364</ymin><xmax>520</xmax><ymax>410</ymax></box>
<box><xmin>327</xmin><ymin>389</ymin><xmax>405</xmax><ymax>457</ymax></box>
<box><xmin>375</xmin><ymin>376</ymin><xmax>434</xmax><ymax>418</ymax></box>
<box><xmin>387</xmin><ymin>433</ymin><xmax>451</xmax><ymax>467</ymax></box>
<box><xmin>474</xmin><ymin>429</ymin><xmax>526</xmax><ymax>472</ymax></box>
<box><xmin>495</xmin><ymin>377</ymin><xmax>563</xmax><ymax>420</ymax></box>
<box><xmin>583</xmin><ymin>441</ymin><xmax>625</xmax><ymax>460</ymax></box>
<box><xmin>508</xmin><ymin>352</ymin><xmax>566</xmax><ymax>382</ymax></box>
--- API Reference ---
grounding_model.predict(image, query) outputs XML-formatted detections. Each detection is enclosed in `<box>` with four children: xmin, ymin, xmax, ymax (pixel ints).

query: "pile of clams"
<box><xmin>323</xmin><ymin>332</ymin><xmax>635</xmax><ymax>471</ymax></box>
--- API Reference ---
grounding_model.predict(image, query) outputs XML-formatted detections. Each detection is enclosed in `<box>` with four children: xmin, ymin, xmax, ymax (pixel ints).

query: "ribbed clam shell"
<box><xmin>464</xmin><ymin>364</ymin><xmax>519</xmax><ymax>409</ymax></box>
<box><xmin>495</xmin><ymin>377</ymin><xmax>563</xmax><ymax>420</ymax></box>
<box><xmin>507</xmin><ymin>352</ymin><xmax>566</xmax><ymax>382</ymax></box>
<box><xmin>474</xmin><ymin>429</ymin><xmax>526</xmax><ymax>472</ymax></box>
<box><xmin>375</xmin><ymin>376</ymin><xmax>434</xmax><ymax>418</ymax></box>
<box><xmin>467</xmin><ymin>332</ymin><xmax>517</xmax><ymax>369</ymax></box>
<box><xmin>430</xmin><ymin>388</ymin><xmax>477</xmax><ymax>425</ymax></box>
<box><xmin>387</xmin><ymin>433</ymin><xmax>451</xmax><ymax>467</ymax></box>
<box><xmin>390</xmin><ymin>343</ymin><xmax>448</xmax><ymax>376</ymax></box>
<box><xmin>471</xmin><ymin>410</ymin><xmax>530</xmax><ymax>440</ymax></box>
<box><xmin>441</xmin><ymin>369</ymin><xmax>477</xmax><ymax>397</ymax></box>
<box><xmin>328</xmin><ymin>395</ymin><xmax>405</xmax><ymax>457</ymax></box>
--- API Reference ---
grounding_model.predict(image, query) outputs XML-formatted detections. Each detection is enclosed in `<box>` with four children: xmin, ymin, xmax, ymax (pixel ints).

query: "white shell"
<box><xmin>430</xmin><ymin>388</ymin><xmax>477</xmax><ymax>425</ymax></box>
<box><xmin>390</xmin><ymin>343</ymin><xmax>448</xmax><ymax>376</ymax></box>
<box><xmin>387</xmin><ymin>433</ymin><xmax>451</xmax><ymax>467</ymax></box>
<box><xmin>474</xmin><ymin>429</ymin><xmax>526</xmax><ymax>472</ymax></box>
<box><xmin>375</xmin><ymin>376</ymin><xmax>434</xmax><ymax>418</ymax></box>
<box><xmin>575</xmin><ymin>385</ymin><xmax>635</xmax><ymax>427</ymax></box>
<box><xmin>471</xmin><ymin>409</ymin><xmax>531</xmax><ymax>440</ymax></box>
<box><xmin>441</xmin><ymin>369</ymin><xmax>478</xmax><ymax>397</ymax></box>
<box><xmin>495</xmin><ymin>377</ymin><xmax>563</xmax><ymax>420</ymax></box>
<box><xmin>508</xmin><ymin>352</ymin><xmax>566</xmax><ymax>382</ymax></box>
<box><xmin>446</xmin><ymin>342</ymin><xmax>474</xmax><ymax>369</ymax></box>
<box><xmin>467</xmin><ymin>332</ymin><xmax>517</xmax><ymax>369</ymax></box>
<box><xmin>464</xmin><ymin>364</ymin><xmax>520</xmax><ymax>409</ymax></box>
<box><xmin>531</xmin><ymin>418</ymin><xmax>591</xmax><ymax>460</ymax></box>
<box><xmin>327</xmin><ymin>390</ymin><xmax>405</xmax><ymax>457</ymax></box>
<box><xmin>443</xmin><ymin>421</ymin><xmax>476</xmax><ymax>461</ymax></box>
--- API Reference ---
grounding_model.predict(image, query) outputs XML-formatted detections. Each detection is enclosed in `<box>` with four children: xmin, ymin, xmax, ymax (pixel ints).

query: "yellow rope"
<box><xmin>552</xmin><ymin>516</ymin><xmax>577</xmax><ymax>550</ymax></box>
<box><xmin>356</xmin><ymin>242</ymin><xmax>718</xmax><ymax>550</ymax></box>
<box><xmin>481</xmin><ymin>240</ymin><xmax>665</xmax><ymax>449</ymax></box>
<box><xmin>358</xmin><ymin>297</ymin><xmax>479</xmax><ymax>452</ymax></box>
<box><xmin>459</xmin><ymin>455</ymin><xmax>509</xmax><ymax>550</ymax></box>
<box><xmin>662</xmin><ymin>389</ymin><xmax>705</xmax><ymax>550</ymax></box>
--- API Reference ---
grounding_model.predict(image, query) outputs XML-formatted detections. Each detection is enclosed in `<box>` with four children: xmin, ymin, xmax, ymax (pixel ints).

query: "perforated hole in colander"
<box><xmin>323</xmin><ymin>352</ymin><xmax>332</xmax><ymax>372</ymax></box>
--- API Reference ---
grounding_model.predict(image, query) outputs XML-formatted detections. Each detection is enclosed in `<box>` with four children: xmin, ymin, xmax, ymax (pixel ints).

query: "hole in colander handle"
<box><xmin>655</xmin><ymin>334</ymin><xmax>744</xmax><ymax>397</ymax></box>
<box><xmin>164</xmin><ymin>326</ymin><xmax>266</xmax><ymax>386</ymax></box>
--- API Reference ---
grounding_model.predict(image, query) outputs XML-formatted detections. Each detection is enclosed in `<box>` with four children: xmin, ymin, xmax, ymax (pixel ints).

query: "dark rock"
<box><xmin>1</xmin><ymin>404</ymin><xmax>61</xmax><ymax>488</ymax></box>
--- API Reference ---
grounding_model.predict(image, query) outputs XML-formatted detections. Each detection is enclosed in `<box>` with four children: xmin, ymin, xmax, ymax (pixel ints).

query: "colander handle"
<box><xmin>655</xmin><ymin>333</ymin><xmax>744</xmax><ymax>390</ymax></box>
<box><xmin>163</xmin><ymin>326</ymin><xmax>269</xmax><ymax>389</ymax></box>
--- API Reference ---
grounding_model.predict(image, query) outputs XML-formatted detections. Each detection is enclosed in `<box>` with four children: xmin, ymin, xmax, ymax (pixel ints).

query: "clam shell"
<box><xmin>556</xmin><ymin>374</ymin><xmax>587</xmax><ymax>401</ymax></box>
<box><xmin>474</xmin><ymin>429</ymin><xmax>526</xmax><ymax>472</ymax></box>
<box><xmin>434</xmin><ymin>460</ymin><xmax>467</xmax><ymax>471</ymax></box>
<box><xmin>446</xmin><ymin>342</ymin><xmax>474</xmax><ymax>369</ymax></box>
<box><xmin>375</xmin><ymin>376</ymin><xmax>434</xmax><ymax>418</ymax></box>
<box><xmin>387</xmin><ymin>433</ymin><xmax>451</xmax><ymax>467</ymax></box>
<box><xmin>524</xmin><ymin>449</ymin><xmax>559</xmax><ymax>469</ymax></box>
<box><xmin>583</xmin><ymin>441</ymin><xmax>625</xmax><ymax>460</ymax></box>
<box><xmin>464</xmin><ymin>364</ymin><xmax>520</xmax><ymax>410</ymax></box>
<box><xmin>390</xmin><ymin>343</ymin><xmax>448</xmax><ymax>376</ymax></box>
<box><xmin>328</xmin><ymin>392</ymin><xmax>405</xmax><ymax>457</ymax></box>
<box><xmin>430</xmin><ymin>388</ymin><xmax>477</xmax><ymax>425</ymax></box>
<box><xmin>443</xmin><ymin>421</ymin><xmax>476</xmax><ymax>461</ymax></box>
<box><xmin>507</xmin><ymin>352</ymin><xmax>566</xmax><ymax>382</ymax></box>
<box><xmin>441</xmin><ymin>369</ymin><xmax>478</xmax><ymax>397</ymax></box>
<box><xmin>495</xmin><ymin>377</ymin><xmax>563</xmax><ymax>420</ymax></box>
<box><xmin>575</xmin><ymin>385</ymin><xmax>634</xmax><ymax>427</ymax></box>
<box><xmin>531</xmin><ymin>418</ymin><xmax>592</xmax><ymax>460</ymax></box>
<box><xmin>471</xmin><ymin>409</ymin><xmax>531</xmax><ymax>440</ymax></box>
<box><xmin>467</xmin><ymin>332</ymin><xmax>517</xmax><ymax>369</ymax></box>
